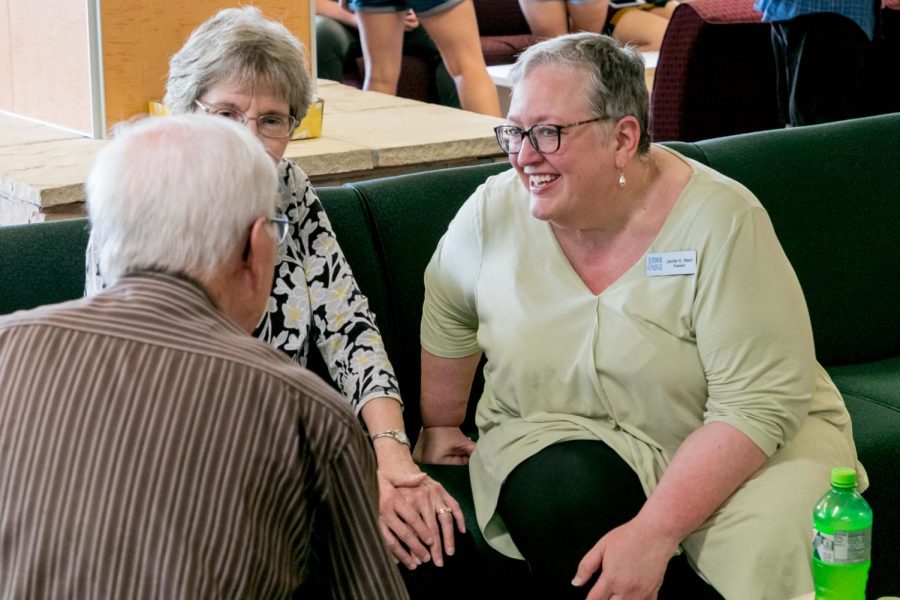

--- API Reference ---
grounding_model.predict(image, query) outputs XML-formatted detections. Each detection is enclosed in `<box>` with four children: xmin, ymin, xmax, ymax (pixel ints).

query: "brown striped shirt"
<box><xmin>0</xmin><ymin>272</ymin><xmax>408</xmax><ymax>599</ymax></box>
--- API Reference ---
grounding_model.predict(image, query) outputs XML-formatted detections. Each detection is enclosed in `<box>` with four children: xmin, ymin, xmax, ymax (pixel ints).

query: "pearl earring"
<box><xmin>618</xmin><ymin>172</ymin><xmax>626</xmax><ymax>188</ymax></box>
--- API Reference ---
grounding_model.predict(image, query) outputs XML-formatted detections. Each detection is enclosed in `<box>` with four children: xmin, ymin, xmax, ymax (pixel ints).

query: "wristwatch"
<box><xmin>370</xmin><ymin>429</ymin><xmax>410</xmax><ymax>447</ymax></box>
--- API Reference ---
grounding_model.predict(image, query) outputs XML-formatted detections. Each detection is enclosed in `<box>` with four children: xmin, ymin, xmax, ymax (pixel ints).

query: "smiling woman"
<box><xmin>83</xmin><ymin>6</ymin><xmax>465</xmax><ymax>581</ymax></box>
<box><xmin>415</xmin><ymin>32</ymin><xmax>867</xmax><ymax>600</ymax></box>
<box><xmin>501</xmin><ymin>54</ymin><xmax>660</xmax><ymax>237</ymax></box>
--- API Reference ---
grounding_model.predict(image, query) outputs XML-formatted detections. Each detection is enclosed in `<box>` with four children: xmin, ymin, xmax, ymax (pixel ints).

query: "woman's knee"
<box><xmin>497</xmin><ymin>441</ymin><xmax>646</xmax><ymax>576</ymax></box>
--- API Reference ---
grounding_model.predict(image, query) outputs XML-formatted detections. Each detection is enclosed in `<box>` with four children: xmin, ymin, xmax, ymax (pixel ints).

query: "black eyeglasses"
<box><xmin>494</xmin><ymin>117</ymin><xmax>604</xmax><ymax>154</ymax></box>
<box><xmin>268</xmin><ymin>212</ymin><xmax>290</xmax><ymax>245</ymax></box>
<box><xmin>195</xmin><ymin>100</ymin><xmax>298</xmax><ymax>139</ymax></box>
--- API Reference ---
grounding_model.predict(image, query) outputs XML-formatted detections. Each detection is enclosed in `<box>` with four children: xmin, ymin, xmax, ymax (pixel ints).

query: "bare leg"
<box><xmin>420</xmin><ymin>1</ymin><xmax>501</xmax><ymax>116</ymax></box>
<box><xmin>650</xmin><ymin>0</ymin><xmax>679</xmax><ymax>19</ymax></box>
<box><xmin>356</xmin><ymin>11</ymin><xmax>407</xmax><ymax>95</ymax></box>
<box><xmin>568</xmin><ymin>0</ymin><xmax>609</xmax><ymax>34</ymax></box>
<box><xmin>612</xmin><ymin>10</ymin><xmax>669</xmax><ymax>51</ymax></box>
<box><xmin>518</xmin><ymin>0</ymin><xmax>570</xmax><ymax>37</ymax></box>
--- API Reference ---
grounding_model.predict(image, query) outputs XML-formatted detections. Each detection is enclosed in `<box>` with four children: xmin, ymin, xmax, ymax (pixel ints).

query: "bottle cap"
<box><xmin>831</xmin><ymin>467</ymin><xmax>857</xmax><ymax>488</ymax></box>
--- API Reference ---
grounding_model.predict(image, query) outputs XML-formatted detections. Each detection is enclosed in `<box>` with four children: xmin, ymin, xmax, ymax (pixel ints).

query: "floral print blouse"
<box><xmin>86</xmin><ymin>159</ymin><xmax>402</xmax><ymax>414</ymax></box>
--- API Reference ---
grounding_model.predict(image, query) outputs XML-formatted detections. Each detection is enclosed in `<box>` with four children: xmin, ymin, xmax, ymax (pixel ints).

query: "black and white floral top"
<box><xmin>86</xmin><ymin>159</ymin><xmax>402</xmax><ymax>414</ymax></box>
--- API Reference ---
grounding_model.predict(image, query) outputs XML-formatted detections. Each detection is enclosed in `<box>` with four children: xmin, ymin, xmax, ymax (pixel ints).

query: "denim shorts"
<box><xmin>349</xmin><ymin>0</ymin><xmax>465</xmax><ymax>18</ymax></box>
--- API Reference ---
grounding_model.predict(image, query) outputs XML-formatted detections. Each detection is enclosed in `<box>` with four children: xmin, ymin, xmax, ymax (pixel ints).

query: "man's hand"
<box><xmin>884</xmin><ymin>0</ymin><xmax>900</xmax><ymax>9</ymax></box>
<box><xmin>572</xmin><ymin>517</ymin><xmax>678</xmax><ymax>600</ymax></box>
<box><xmin>404</xmin><ymin>9</ymin><xmax>420</xmax><ymax>31</ymax></box>
<box><xmin>375</xmin><ymin>441</ymin><xmax>466</xmax><ymax>569</ymax></box>
<box><xmin>413</xmin><ymin>426</ymin><xmax>476</xmax><ymax>465</ymax></box>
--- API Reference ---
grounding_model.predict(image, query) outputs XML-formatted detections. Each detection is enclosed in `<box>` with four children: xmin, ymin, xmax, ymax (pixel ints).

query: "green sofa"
<box><xmin>2</xmin><ymin>113</ymin><xmax>898</xmax><ymax>597</ymax></box>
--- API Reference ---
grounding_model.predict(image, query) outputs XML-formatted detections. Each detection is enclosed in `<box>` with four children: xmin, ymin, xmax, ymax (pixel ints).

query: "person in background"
<box><xmin>415</xmin><ymin>32</ymin><xmax>865</xmax><ymax>599</ymax></box>
<box><xmin>0</xmin><ymin>113</ymin><xmax>407</xmax><ymax>599</ymax></box>
<box><xmin>755</xmin><ymin>0</ymin><xmax>878</xmax><ymax>126</ymax></box>
<box><xmin>518</xmin><ymin>0</ymin><xmax>610</xmax><ymax>37</ymax></box>
<box><xmin>876</xmin><ymin>0</ymin><xmax>900</xmax><ymax>114</ymax></box>
<box><xmin>85</xmin><ymin>6</ymin><xmax>463</xmax><ymax>575</ymax></box>
<box><xmin>316</xmin><ymin>0</ymin><xmax>460</xmax><ymax>107</ymax></box>
<box><xmin>518</xmin><ymin>0</ymin><xmax>679</xmax><ymax>51</ymax></box>
<box><xmin>344</xmin><ymin>0</ymin><xmax>501</xmax><ymax>116</ymax></box>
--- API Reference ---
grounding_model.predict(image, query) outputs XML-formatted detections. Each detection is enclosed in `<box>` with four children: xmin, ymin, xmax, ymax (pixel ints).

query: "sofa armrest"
<box><xmin>828</xmin><ymin>356</ymin><xmax>900</xmax><ymax>599</ymax></box>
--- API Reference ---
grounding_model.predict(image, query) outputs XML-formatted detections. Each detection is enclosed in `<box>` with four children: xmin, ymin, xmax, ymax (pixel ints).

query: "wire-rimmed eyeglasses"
<box><xmin>494</xmin><ymin>117</ymin><xmax>604</xmax><ymax>154</ymax></box>
<box><xmin>268</xmin><ymin>212</ymin><xmax>290</xmax><ymax>245</ymax></box>
<box><xmin>195</xmin><ymin>100</ymin><xmax>298</xmax><ymax>139</ymax></box>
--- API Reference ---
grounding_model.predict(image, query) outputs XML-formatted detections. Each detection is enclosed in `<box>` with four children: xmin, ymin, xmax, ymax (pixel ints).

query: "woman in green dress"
<box><xmin>415</xmin><ymin>32</ymin><xmax>865</xmax><ymax>599</ymax></box>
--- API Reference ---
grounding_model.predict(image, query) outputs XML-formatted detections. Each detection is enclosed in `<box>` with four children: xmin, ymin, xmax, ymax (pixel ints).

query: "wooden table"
<box><xmin>0</xmin><ymin>79</ymin><xmax>507</xmax><ymax>225</ymax></box>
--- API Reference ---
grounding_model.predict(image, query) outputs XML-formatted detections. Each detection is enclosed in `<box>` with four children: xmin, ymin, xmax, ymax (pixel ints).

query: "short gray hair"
<box><xmin>164</xmin><ymin>7</ymin><xmax>313</xmax><ymax>121</ymax></box>
<box><xmin>510</xmin><ymin>33</ymin><xmax>651</xmax><ymax>154</ymax></box>
<box><xmin>87</xmin><ymin>114</ymin><xmax>278</xmax><ymax>283</ymax></box>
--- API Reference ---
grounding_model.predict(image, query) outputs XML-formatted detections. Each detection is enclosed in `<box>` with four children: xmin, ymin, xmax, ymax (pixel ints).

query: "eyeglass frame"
<box><xmin>268</xmin><ymin>212</ymin><xmax>290</xmax><ymax>245</ymax></box>
<box><xmin>493</xmin><ymin>117</ymin><xmax>605</xmax><ymax>155</ymax></box>
<box><xmin>195</xmin><ymin>100</ymin><xmax>298</xmax><ymax>139</ymax></box>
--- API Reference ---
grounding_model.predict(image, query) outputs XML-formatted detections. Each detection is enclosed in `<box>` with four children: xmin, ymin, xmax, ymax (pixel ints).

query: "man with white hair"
<box><xmin>0</xmin><ymin>114</ymin><xmax>407</xmax><ymax>599</ymax></box>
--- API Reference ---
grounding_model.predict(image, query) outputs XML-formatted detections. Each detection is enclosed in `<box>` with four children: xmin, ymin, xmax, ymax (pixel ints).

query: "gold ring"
<box><xmin>436</xmin><ymin>507</ymin><xmax>452</xmax><ymax>515</ymax></box>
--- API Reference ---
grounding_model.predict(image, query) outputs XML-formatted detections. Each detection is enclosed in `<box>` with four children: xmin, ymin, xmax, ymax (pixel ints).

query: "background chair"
<box><xmin>649</xmin><ymin>0</ymin><xmax>783</xmax><ymax>142</ymax></box>
<box><xmin>650</xmin><ymin>0</ymin><xmax>900</xmax><ymax>143</ymax></box>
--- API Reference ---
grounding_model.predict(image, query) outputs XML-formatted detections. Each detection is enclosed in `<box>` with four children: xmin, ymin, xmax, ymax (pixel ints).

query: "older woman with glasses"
<box><xmin>86</xmin><ymin>6</ymin><xmax>464</xmax><ymax>575</ymax></box>
<box><xmin>415</xmin><ymin>33</ymin><xmax>865</xmax><ymax>599</ymax></box>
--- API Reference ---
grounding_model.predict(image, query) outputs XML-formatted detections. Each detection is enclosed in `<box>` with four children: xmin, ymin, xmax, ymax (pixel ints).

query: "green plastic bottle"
<box><xmin>812</xmin><ymin>467</ymin><xmax>872</xmax><ymax>600</ymax></box>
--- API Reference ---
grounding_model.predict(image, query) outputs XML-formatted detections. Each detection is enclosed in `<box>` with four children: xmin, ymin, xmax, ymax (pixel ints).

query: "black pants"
<box><xmin>496</xmin><ymin>440</ymin><xmax>722</xmax><ymax>599</ymax></box>
<box><xmin>771</xmin><ymin>12</ymin><xmax>871</xmax><ymax>126</ymax></box>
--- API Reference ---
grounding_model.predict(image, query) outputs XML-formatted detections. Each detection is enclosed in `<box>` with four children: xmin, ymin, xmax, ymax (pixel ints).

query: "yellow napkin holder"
<box><xmin>292</xmin><ymin>98</ymin><xmax>324</xmax><ymax>140</ymax></box>
<box><xmin>148</xmin><ymin>100</ymin><xmax>169</xmax><ymax>116</ymax></box>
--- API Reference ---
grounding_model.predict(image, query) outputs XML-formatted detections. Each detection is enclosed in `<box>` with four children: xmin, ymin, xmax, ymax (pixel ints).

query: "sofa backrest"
<box><xmin>3</xmin><ymin>115</ymin><xmax>898</xmax><ymax>434</ymax></box>
<box><xmin>0</xmin><ymin>165</ymin><xmax>506</xmax><ymax>443</ymax></box>
<box><xmin>323</xmin><ymin>114</ymin><xmax>900</xmax><ymax>434</ymax></box>
<box><xmin>318</xmin><ymin>162</ymin><xmax>511</xmax><ymax>438</ymax></box>
<box><xmin>324</xmin><ymin>116</ymin><xmax>900</xmax><ymax>438</ymax></box>
<box><xmin>0</xmin><ymin>218</ymin><xmax>90</xmax><ymax>315</ymax></box>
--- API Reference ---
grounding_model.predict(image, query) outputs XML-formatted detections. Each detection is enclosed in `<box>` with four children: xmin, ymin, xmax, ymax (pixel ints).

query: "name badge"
<box><xmin>646</xmin><ymin>250</ymin><xmax>697</xmax><ymax>277</ymax></box>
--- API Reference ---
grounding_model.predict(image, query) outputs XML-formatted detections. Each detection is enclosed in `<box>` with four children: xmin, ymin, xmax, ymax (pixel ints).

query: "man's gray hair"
<box><xmin>86</xmin><ymin>114</ymin><xmax>278</xmax><ymax>283</ymax></box>
<box><xmin>164</xmin><ymin>6</ymin><xmax>313</xmax><ymax>121</ymax></box>
<box><xmin>510</xmin><ymin>33</ymin><xmax>651</xmax><ymax>154</ymax></box>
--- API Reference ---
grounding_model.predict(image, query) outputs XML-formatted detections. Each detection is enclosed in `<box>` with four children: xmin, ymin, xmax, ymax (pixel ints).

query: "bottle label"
<box><xmin>812</xmin><ymin>528</ymin><xmax>872</xmax><ymax>565</ymax></box>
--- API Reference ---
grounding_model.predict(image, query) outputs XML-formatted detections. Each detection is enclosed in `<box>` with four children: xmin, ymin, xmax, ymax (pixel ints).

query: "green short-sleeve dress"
<box><xmin>421</xmin><ymin>148</ymin><xmax>865</xmax><ymax>600</ymax></box>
